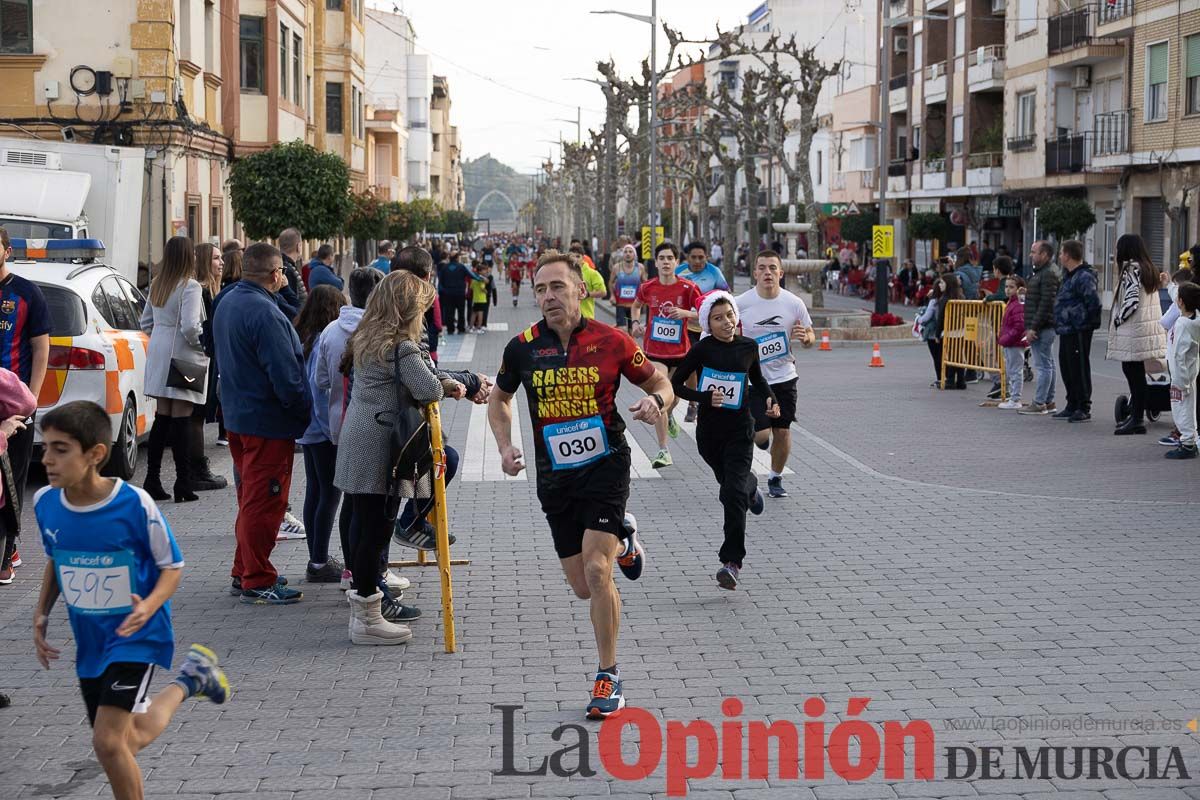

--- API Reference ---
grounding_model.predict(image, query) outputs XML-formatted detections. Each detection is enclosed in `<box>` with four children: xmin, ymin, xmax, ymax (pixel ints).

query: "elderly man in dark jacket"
<box><xmin>1018</xmin><ymin>240</ymin><xmax>1062</xmax><ymax>415</ymax></box>
<box><xmin>213</xmin><ymin>242</ymin><xmax>311</xmax><ymax>605</ymax></box>
<box><xmin>1053</xmin><ymin>239</ymin><xmax>1102</xmax><ymax>422</ymax></box>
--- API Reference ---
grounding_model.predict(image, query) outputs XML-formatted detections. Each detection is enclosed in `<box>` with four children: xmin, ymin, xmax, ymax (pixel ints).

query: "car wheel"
<box><xmin>106</xmin><ymin>398</ymin><xmax>138</xmax><ymax>480</ymax></box>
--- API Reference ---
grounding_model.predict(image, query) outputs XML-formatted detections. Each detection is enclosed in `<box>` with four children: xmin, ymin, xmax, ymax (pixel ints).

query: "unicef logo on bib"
<box><xmin>650</xmin><ymin>316</ymin><xmax>684</xmax><ymax>344</ymax></box>
<box><xmin>755</xmin><ymin>331</ymin><xmax>789</xmax><ymax>364</ymax></box>
<box><xmin>54</xmin><ymin>549</ymin><xmax>135</xmax><ymax>616</ymax></box>
<box><xmin>543</xmin><ymin>415</ymin><xmax>611</xmax><ymax>470</ymax></box>
<box><xmin>699</xmin><ymin>367</ymin><xmax>747</xmax><ymax>409</ymax></box>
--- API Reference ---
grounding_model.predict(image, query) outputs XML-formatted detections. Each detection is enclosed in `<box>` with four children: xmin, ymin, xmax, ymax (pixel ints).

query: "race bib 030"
<box><xmin>699</xmin><ymin>367</ymin><xmax>747</xmax><ymax>410</ymax></box>
<box><xmin>54</xmin><ymin>549</ymin><xmax>134</xmax><ymax>616</ymax></box>
<box><xmin>543</xmin><ymin>415</ymin><xmax>611</xmax><ymax>470</ymax></box>
<box><xmin>755</xmin><ymin>331</ymin><xmax>790</xmax><ymax>364</ymax></box>
<box><xmin>650</xmin><ymin>316</ymin><xmax>684</xmax><ymax>344</ymax></box>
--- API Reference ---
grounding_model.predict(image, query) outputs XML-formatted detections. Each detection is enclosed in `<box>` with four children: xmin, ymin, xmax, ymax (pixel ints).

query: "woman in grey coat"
<box><xmin>335</xmin><ymin>271</ymin><xmax>446</xmax><ymax>646</ymax></box>
<box><xmin>139</xmin><ymin>236</ymin><xmax>209</xmax><ymax>502</ymax></box>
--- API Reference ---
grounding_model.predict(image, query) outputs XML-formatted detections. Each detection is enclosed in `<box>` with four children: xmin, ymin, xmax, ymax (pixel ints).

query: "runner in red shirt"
<box><xmin>631</xmin><ymin>241</ymin><xmax>702</xmax><ymax>469</ymax></box>
<box><xmin>507</xmin><ymin>259</ymin><xmax>524</xmax><ymax>307</ymax></box>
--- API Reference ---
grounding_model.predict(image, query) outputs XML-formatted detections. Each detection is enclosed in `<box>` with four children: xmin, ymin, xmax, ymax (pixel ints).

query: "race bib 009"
<box><xmin>755</xmin><ymin>331</ymin><xmax>790</xmax><ymax>364</ymax></box>
<box><xmin>699</xmin><ymin>367</ymin><xmax>747</xmax><ymax>409</ymax></box>
<box><xmin>543</xmin><ymin>415</ymin><xmax>611</xmax><ymax>470</ymax></box>
<box><xmin>650</xmin><ymin>316</ymin><xmax>684</xmax><ymax>344</ymax></box>
<box><xmin>54</xmin><ymin>549</ymin><xmax>134</xmax><ymax>616</ymax></box>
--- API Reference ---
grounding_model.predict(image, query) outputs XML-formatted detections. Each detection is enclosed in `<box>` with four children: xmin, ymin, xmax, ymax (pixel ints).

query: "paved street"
<box><xmin>3</xmin><ymin>295</ymin><xmax>1200</xmax><ymax>800</ymax></box>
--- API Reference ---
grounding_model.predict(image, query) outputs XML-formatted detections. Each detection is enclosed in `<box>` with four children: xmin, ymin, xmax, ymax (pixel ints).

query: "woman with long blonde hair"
<box><xmin>334</xmin><ymin>271</ymin><xmax>441</xmax><ymax>645</ymax></box>
<box><xmin>183</xmin><ymin>242</ymin><xmax>228</xmax><ymax>491</ymax></box>
<box><xmin>140</xmin><ymin>236</ymin><xmax>208</xmax><ymax>502</ymax></box>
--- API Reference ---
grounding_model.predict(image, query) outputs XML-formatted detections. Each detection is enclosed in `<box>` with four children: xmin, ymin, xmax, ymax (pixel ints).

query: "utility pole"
<box><xmin>876</xmin><ymin>0</ymin><xmax>891</xmax><ymax>316</ymax></box>
<box><xmin>649</xmin><ymin>0</ymin><xmax>658</xmax><ymax>232</ymax></box>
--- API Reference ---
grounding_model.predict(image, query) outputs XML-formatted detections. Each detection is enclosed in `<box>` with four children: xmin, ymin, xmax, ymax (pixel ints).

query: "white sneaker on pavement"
<box><xmin>276</xmin><ymin>511</ymin><xmax>306</xmax><ymax>541</ymax></box>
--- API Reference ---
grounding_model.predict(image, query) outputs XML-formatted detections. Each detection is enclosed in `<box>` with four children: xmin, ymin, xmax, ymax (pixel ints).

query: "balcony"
<box><xmin>1045</xmin><ymin>133</ymin><xmax>1088</xmax><ymax>174</ymax></box>
<box><xmin>927</xmin><ymin>0</ymin><xmax>948</xmax><ymax>8</ymax></box>
<box><xmin>922</xmin><ymin>158</ymin><xmax>946</xmax><ymax>190</ymax></box>
<box><xmin>966</xmin><ymin>151</ymin><xmax>1003</xmax><ymax>187</ymax></box>
<box><xmin>1048</xmin><ymin>5</ymin><xmax>1126</xmax><ymax>65</ymax></box>
<box><xmin>887</xmin><ymin>159</ymin><xmax>908</xmax><ymax>177</ymax></box>
<box><xmin>967</xmin><ymin>46</ymin><xmax>1005</xmax><ymax>93</ymax></box>
<box><xmin>1092</xmin><ymin>109</ymin><xmax>1130</xmax><ymax>157</ymax></box>
<box><xmin>925</xmin><ymin>62</ymin><xmax>947</xmax><ymax>104</ymax></box>
<box><xmin>1096</xmin><ymin>0</ymin><xmax>1134</xmax><ymax>31</ymax></box>
<box><xmin>1007</xmin><ymin>134</ymin><xmax>1036</xmax><ymax>152</ymax></box>
<box><xmin>889</xmin><ymin>76</ymin><xmax>908</xmax><ymax>112</ymax></box>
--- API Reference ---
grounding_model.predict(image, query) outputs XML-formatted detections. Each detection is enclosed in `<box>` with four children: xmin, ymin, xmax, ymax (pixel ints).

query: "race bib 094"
<box><xmin>699</xmin><ymin>367</ymin><xmax>747</xmax><ymax>409</ymax></box>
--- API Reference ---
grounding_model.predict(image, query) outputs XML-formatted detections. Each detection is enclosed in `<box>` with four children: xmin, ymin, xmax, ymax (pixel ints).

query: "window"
<box><xmin>99</xmin><ymin>278</ymin><xmax>138</xmax><ymax>331</ymax></box>
<box><xmin>913</xmin><ymin>33</ymin><xmax>923</xmax><ymax>71</ymax></box>
<box><xmin>1017</xmin><ymin>91</ymin><xmax>1036</xmax><ymax>136</ymax></box>
<box><xmin>0</xmin><ymin>0</ymin><xmax>33</xmax><ymax>54</ymax></box>
<box><xmin>1017</xmin><ymin>0</ymin><xmax>1035</xmax><ymax>34</ymax></box>
<box><xmin>326</xmin><ymin>0</ymin><xmax>343</xmax><ymax>9</ymax></box>
<box><xmin>1187</xmin><ymin>35</ymin><xmax>1200</xmax><ymax>115</ymax></box>
<box><xmin>351</xmin><ymin>86</ymin><xmax>359</xmax><ymax>137</ymax></box>
<box><xmin>180</xmin><ymin>0</ymin><xmax>192</xmax><ymax>61</ymax></box>
<box><xmin>325</xmin><ymin>81</ymin><xmax>343</xmax><ymax>134</ymax></box>
<box><xmin>952</xmin><ymin>114</ymin><xmax>964</xmax><ymax>155</ymax></box>
<box><xmin>816</xmin><ymin>150</ymin><xmax>823</xmax><ymax>185</ymax></box>
<box><xmin>954</xmin><ymin>15</ymin><xmax>966</xmax><ymax>57</ymax></box>
<box><xmin>292</xmin><ymin>33</ymin><xmax>302</xmax><ymax>106</ymax></box>
<box><xmin>239</xmin><ymin>16</ymin><xmax>264</xmax><ymax>92</ymax></box>
<box><xmin>186</xmin><ymin>203</ymin><xmax>200</xmax><ymax>241</ymax></box>
<box><xmin>204</xmin><ymin>1</ymin><xmax>215</xmax><ymax>69</ymax></box>
<box><xmin>433</xmin><ymin>133</ymin><xmax>441</xmax><ymax>152</ymax></box>
<box><xmin>210</xmin><ymin>204</ymin><xmax>222</xmax><ymax>242</ymax></box>
<box><xmin>1147</xmin><ymin>42</ymin><xmax>1169</xmax><ymax>121</ymax></box>
<box><xmin>118</xmin><ymin>280</ymin><xmax>146</xmax><ymax>321</ymax></box>
<box><xmin>279</xmin><ymin>23</ymin><xmax>288</xmax><ymax>99</ymax></box>
<box><xmin>912</xmin><ymin>125</ymin><xmax>922</xmax><ymax>158</ymax></box>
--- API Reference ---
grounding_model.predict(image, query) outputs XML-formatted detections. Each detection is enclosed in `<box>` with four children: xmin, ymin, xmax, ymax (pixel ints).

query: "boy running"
<box><xmin>632</xmin><ymin>242</ymin><xmax>703</xmax><ymax>468</ymax></box>
<box><xmin>31</xmin><ymin>401</ymin><xmax>230</xmax><ymax>800</ymax></box>
<box><xmin>671</xmin><ymin>292</ymin><xmax>775</xmax><ymax>590</ymax></box>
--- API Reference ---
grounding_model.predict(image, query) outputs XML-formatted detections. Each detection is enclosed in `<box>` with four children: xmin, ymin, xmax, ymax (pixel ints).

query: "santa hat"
<box><xmin>697</xmin><ymin>290</ymin><xmax>739</xmax><ymax>337</ymax></box>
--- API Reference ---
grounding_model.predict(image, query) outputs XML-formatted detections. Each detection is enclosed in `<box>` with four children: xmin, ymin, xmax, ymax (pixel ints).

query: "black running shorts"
<box><xmin>79</xmin><ymin>661</ymin><xmax>156</xmax><ymax>726</ymax></box>
<box><xmin>540</xmin><ymin>449</ymin><xmax>630</xmax><ymax>559</ymax></box>
<box><xmin>751</xmin><ymin>377</ymin><xmax>798</xmax><ymax>431</ymax></box>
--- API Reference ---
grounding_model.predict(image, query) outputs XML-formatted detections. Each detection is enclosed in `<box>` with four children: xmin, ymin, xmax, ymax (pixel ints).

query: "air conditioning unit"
<box><xmin>895</xmin><ymin>35</ymin><xmax>909</xmax><ymax>54</ymax></box>
<box><xmin>991</xmin><ymin>0</ymin><xmax>1005</xmax><ymax>14</ymax></box>
<box><xmin>2</xmin><ymin>150</ymin><xmax>61</xmax><ymax>170</ymax></box>
<box><xmin>1072</xmin><ymin>66</ymin><xmax>1092</xmax><ymax>89</ymax></box>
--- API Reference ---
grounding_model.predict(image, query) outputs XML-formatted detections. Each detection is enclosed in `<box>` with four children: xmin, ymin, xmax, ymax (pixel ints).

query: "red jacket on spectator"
<box><xmin>998</xmin><ymin>298</ymin><xmax>1028</xmax><ymax>348</ymax></box>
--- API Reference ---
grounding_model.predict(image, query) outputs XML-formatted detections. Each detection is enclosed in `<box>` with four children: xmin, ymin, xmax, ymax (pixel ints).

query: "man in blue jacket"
<box><xmin>307</xmin><ymin>244</ymin><xmax>344</xmax><ymax>292</ymax></box>
<box><xmin>213</xmin><ymin>242</ymin><xmax>311</xmax><ymax>606</ymax></box>
<box><xmin>436</xmin><ymin>251</ymin><xmax>480</xmax><ymax>335</ymax></box>
<box><xmin>1053</xmin><ymin>239</ymin><xmax>1102</xmax><ymax>423</ymax></box>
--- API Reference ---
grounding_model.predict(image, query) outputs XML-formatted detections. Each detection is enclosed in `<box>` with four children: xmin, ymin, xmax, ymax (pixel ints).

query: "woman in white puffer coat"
<box><xmin>1107</xmin><ymin>234</ymin><xmax>1168</xmax><ymax>435</ymax></box>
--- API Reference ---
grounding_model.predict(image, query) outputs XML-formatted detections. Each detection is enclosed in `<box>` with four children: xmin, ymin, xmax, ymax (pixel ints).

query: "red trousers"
<box><xmin>228</xmin><ymin>433</ymin><xmax>296</xmax><ymax>590</ymax></box>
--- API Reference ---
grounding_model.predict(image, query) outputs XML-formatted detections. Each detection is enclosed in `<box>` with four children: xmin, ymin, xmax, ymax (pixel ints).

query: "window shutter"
<box><xmin>1149</xmin><ymin>43</ymin><xmax>1169</xmax><ymax>85</ymax></box>
<box><xmin>1187</xmin><ymin>36</ymin><xmax>1200</xmax><ymax>79</ymax></box>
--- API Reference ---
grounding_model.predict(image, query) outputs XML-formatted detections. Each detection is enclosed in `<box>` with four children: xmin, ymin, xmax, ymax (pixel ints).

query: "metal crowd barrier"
<box><xmin>388</xmin><ymin>402</ymin><xmax>469</xmax><ymax>653</ymax></box>
<box><xmin>940</xmin><ymin>300</ymin><xmax>1008</xmax><ymax>396</ymax></box>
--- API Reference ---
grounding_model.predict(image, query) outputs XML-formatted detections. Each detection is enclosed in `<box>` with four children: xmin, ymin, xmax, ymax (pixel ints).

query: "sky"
<box><xmin>368</xmin><ymin>0</ymin><xmax>749</xmax><ymax>177</ymax></box>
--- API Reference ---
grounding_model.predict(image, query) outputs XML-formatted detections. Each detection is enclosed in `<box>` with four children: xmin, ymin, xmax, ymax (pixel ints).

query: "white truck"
<box><xmin>0</xmin><ymin>136</ymin><xmax>144</xmax><ymax>284</ymax></box>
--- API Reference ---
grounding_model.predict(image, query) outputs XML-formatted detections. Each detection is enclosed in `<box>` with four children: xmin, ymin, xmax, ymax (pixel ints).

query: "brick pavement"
<box><xmin>2</xmin><ymin>292</ymin><xmax>1199</xmax><ymax>799</ymax></box>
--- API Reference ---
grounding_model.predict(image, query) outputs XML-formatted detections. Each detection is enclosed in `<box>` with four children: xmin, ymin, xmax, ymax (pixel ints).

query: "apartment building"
<box><xmin>0</xmin><ymin>1</ymin><xmax>234</xmax><ymax>264</ymax></box>
<box><xmin>882</xmin><ymin>0</ymin><xmax>1014</xmax><ymax>264</ymax></box>
<box><xmin>311</xmin><ymin>0</ymin><xmax>366</xmax><ymax>191</ymax></box>
<box><xmin>828</xmin><ymin>84</ymin><xmax>880</xmax><ymax>240</ymax></box>
<box><xmin>430</xmin><ymin>75</ymin><xmax>464</xmax><ymax>211</ymax></box>
<box><xmin>661</xmin><ymin>62</ymin><xmax>706</xmax><ymax>240</ymax></box>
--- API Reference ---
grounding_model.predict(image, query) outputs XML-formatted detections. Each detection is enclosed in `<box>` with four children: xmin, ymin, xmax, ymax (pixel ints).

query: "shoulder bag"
<box><xmin>378</xmin><ymin>345</ymin><xmax>434</xmax><ymax>521</ymax></box>
<box><xmin>167</xmin><ymin>282</ymin><xmax>208</xmax><ymax>390</ymax></box>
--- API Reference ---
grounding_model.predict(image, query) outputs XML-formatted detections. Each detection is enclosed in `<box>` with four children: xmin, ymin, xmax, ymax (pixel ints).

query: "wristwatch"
<box><xmin>650</xmin><ymin>392</ymin><xmax>665</xmax><ymax>410</ymax></box>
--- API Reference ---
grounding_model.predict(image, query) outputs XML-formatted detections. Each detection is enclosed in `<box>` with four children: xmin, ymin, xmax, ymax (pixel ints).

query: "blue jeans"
<box><xmin>1029</xmin><ymin>329</ymin><xmax>1056</xmax><ymax>405</ymax></box>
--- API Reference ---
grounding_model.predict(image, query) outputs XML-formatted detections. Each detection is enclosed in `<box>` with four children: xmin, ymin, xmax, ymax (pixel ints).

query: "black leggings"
<box><xmin>696</xmin><ymin>423</ymin><xmax>757</xmax><ymax>568</ymax></box>
<box><xmin>1121</xmin><ymin>360</ymin><xmax>1148</xmax><ymax>424</ymax></box>
<box><xmin>347</xmin><ymin>493</ymin><xmax>391</xmax><ymax>598</ymax></box>
<box><xmin>301</xmin><ymin>442</ymin><xmax>341</xmax><ymax>566</ymax></box>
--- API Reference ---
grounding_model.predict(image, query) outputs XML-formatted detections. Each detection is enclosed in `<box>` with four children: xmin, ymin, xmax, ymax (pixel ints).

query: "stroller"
<box><xmin>1113</xmin><ymin>361</ymin><xmax>1171</xmax><ymax>424</ymax></box>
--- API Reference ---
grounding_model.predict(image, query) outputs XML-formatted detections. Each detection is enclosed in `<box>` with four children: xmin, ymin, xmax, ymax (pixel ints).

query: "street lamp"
<box><xmin>555</xmin><ymin>107</ymin><xmax>582</xmax><ymax>143</ymax></box>
<box><xmin>591</xmin><ymin>3</ymin><xmax>657</xmax><ymax>236</ymax></box>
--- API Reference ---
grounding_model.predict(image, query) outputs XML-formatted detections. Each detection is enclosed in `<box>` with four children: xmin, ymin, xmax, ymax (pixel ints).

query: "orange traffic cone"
<box><xmin>868</xmin><ymin>342</ymin><xmax>885</xmax><ymax>367</ymax></box>
<box><xmin>818</xmin><ymin>330</ymin><xmax>832</xmax><ymax>351</ymax></box>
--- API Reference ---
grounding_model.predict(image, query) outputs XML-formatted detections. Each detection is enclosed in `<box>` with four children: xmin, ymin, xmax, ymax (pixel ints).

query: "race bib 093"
<box><xmin>755</xmin><ymin>331</ymin><xmax>790</xmax><ymax>364</ymax></box>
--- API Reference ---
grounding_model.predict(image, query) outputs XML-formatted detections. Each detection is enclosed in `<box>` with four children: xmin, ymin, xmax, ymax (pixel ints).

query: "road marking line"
<box><xmin>441</xmin><ymin>334</ymin><xmax>476</xmax><ymax>364</ymax></box>
<box><xmin>465</xmin><ymin>398</ymin><xmax>526</xmax><ymax>482</ymax></box>
<box><xmin>675</xmin><ymin>414</ymin><xmax>794</xmax><ymax>476</ymax></box>
<box><xmin>624</xmin><ymin>428</ymin><xmax>661</xmax><ymax>480</ymax></box>
<box><xmin>486</xmin><ymin>322</ymin><xmax>509</xmax><ymax>331</ymax></box>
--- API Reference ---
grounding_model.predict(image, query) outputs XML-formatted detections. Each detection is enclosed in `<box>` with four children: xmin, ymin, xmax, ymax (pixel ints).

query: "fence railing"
<box><xmin>1098</xmin><ymin>0</ymin><xmax>1134</xmax><ymax>23</ymax></box>
<box><xmin>968</xmin><ymin>45</ymin><xmax>1006</xmax><ymax>66</ymax></box>
<box><xmin>1093</xmin><ymin>109</ymin><xmax>1131</xmax><ymax>156</ymax></box>
<box><xmin>967</xmin><ymin>151</ymin><xmax>1003</xmax><ymax>169</ymax></box>
<box><xmin>1045</xmin><ymin>133</ymin><xmax>1089</xmax><ymax>174</ymax></box>
<box><xmin>1048</xmin><ymin>5</ymin><xmax>1093</xmax><ymax>54</ymax></box>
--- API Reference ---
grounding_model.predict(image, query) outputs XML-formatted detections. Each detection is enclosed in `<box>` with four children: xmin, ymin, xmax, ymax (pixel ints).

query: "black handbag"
<box><xmin>165</xmin><ymin>282</ymin><xmax>208</xmax><ymax>391</ymax></box>
<box><xmin>377</xmin><ymin>346</ymin><xmax>434</xmax><ymax>521</ymax></box>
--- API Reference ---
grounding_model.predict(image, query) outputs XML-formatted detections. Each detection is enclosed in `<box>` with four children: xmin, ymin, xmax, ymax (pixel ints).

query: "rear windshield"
<box><xmin>33</xmin><ymin>283</ymin><xmax>87</xmax><ymax>337</ymax></box>
<box><xmin>0</xmin><ymin>219</ymin><xmax>75</xmax><ymax>240</ymax></box>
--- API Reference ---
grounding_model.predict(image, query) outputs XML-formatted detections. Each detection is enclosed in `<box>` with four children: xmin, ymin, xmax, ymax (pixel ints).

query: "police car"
<box><xmin>8</xmin><ymin>239</ymin><xmax>154</xmax><ymax>480</ymax></box>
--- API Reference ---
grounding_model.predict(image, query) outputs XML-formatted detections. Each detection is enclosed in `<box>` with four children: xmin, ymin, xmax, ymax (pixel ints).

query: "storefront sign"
<box><xmin>820</xmin><ymin>201</ymin><xmax>862</xmax><ymax>218</ymax></box>
<box><xmin>974</xmin><ymin>196</ymin><xmax>1022</xmax><ymax>218</ymax></box>
<box><xmin>911</xmin><ymin>199</ymin><xmax>941</xmax><ymax>214</ymax></box>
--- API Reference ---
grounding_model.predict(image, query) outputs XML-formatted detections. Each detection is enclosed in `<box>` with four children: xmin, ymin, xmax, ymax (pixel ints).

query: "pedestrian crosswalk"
<box><xmin>439</xmin><ymin>334</ymin><xmax>476</xmax><ymax>364</ymax></box>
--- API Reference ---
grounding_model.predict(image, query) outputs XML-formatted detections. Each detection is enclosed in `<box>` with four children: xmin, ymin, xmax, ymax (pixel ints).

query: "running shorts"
<box><xmin>751</xmin><ymin>377</ymin><xmax>798</xmax><ymax>431</ymax></box>
<box><xmin>79</xmin><ymin>662</ymin><xmax>155</xmax><ymax>726</ymax></box>
<box><xmin>539</xmin><ymin>448</ymin><xmax>630</xmax><ymax>559</ymax></box>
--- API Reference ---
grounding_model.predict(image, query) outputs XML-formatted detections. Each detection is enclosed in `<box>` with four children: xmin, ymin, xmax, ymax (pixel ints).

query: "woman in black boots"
<box><xmin>138</xmin><ymin>236</ymin><xmax>209</xmax><ymax>502</ymax></box>
<box><xmin>188</xmin><ymin>242</ymin><xmax>228</xmax><ymax>491</ymax></box>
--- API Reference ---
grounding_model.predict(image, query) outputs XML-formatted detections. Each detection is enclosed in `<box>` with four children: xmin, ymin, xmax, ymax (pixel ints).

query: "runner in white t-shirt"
<box><xmin>735</xmin><ymin>250</ymin><xmax>816</xmax><ymax>499</ymax></box>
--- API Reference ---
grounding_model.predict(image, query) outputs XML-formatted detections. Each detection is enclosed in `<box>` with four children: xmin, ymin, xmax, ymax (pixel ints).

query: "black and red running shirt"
<box><xmin>497</xmin><ymin>317</ymin><xmax>655</xmax><ymax>481</ymax></box>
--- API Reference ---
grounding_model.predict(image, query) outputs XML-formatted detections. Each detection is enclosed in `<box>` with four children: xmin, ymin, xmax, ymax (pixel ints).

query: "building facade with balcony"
<box><xmin>881</xmin><ymin>0</ymin><xmax>1015</xmax><ymax>265</ymax></box>
<box><xmin>311</xmin><ymin>0</ymin><xmax>367</xmax><ymax>192</ymax></box>
<box><xmin>430</xmin><ymin>75</ymin><xmax>463</xmax><ymax>211</ymax></box>
<box><xmin>0</xmin><ymin>0</ymin><xmax>236</xmax><ymax>269</ymax></box>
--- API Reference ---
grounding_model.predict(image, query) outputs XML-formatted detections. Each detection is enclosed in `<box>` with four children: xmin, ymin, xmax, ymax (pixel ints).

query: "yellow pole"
<box><xmin>425</xmin><ymin>403</ymin><xmax>457</xmax><ymax>653</ymax></box>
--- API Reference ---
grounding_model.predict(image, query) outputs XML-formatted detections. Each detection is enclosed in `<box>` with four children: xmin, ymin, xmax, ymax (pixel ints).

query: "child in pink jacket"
<box><xmin>997</xmin><ymin>276</ymin><xmax>1028</xmax><ymax>409</ymax></box>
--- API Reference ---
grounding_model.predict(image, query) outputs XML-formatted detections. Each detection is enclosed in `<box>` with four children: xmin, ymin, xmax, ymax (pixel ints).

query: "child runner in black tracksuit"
<box><xmin>671</xmin><ymin>291</ymin><xmax>777</xmax><ymax>590</ymax></box>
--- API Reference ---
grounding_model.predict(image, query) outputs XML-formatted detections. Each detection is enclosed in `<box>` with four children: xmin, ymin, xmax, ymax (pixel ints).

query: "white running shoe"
<box><xmin>276</xmin><ymin>511</ymin><xmax>306</xmax><ymax>541</ymax></box>
<box><xmin>383</xmin><ymin>569</ymin><xmax>411</xmax><ymax>593</ymax></box>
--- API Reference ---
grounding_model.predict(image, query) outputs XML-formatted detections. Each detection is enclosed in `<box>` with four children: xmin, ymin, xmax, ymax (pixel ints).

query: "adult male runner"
<box><xmin>631</xmin><ymin>242</ymin><xmax>703</xmax><ymax>468</ymax></box>
<box><xmin>736</xmin><ymin>250</ymin><xmax>816</xmax><ymax>498</ymax></box>
<box><xmin>507</xmin><ymin>251</ymin><xmax>524</xmax><ymax>306</ymax></box>
<box><xmin>489</xmin><ymin>250</ymin><xmax>673</xmax><ymax>719</ymax></box>
<box><xmin>675</xmin><ymin>241</ymin><xmax>730</xmax><ymax>423</ymax></box>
